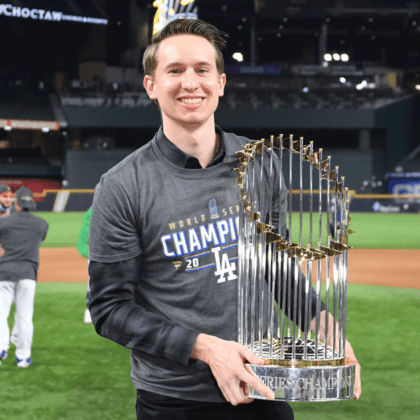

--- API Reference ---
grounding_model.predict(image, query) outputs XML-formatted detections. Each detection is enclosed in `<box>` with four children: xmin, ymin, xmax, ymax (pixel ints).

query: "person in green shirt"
<box><xmin>77</xmin><ymin>207</ymin><xmax>92</xmax><ymax>323</ymax></box>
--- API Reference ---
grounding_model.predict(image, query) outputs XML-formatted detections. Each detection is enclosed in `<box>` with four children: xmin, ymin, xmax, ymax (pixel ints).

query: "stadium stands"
<box><xmin>58</xmin><ymin>73</ymin><xmax>412</xmax><ymax>111</ymax></box>
<box><xmin>0</xmin><ymin>80</ymin><xmax>55</xmax><ymax>121</ymax></box>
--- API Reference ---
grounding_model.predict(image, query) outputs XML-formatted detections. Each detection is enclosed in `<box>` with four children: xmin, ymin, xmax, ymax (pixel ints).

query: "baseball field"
<box><xmin>2</xmin><ymin>211</ymin><xmax>420</xmax><ymax>419</ymax></box>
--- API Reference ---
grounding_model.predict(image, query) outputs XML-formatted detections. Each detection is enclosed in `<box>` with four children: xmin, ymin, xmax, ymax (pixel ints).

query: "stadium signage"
<box><xmin>0</xmin><ymin>4</ymin><xmax>107</xmax><ymax>25</ymax></box>
<box><xmin>225</xmin><ymin>65</ymin><xmax>282</xmax><ymax>75</ymax></box>
<box><xmin>0</xmin><ymin>118</ymin><xmax>60</xmax><ymax>131</ymax></box>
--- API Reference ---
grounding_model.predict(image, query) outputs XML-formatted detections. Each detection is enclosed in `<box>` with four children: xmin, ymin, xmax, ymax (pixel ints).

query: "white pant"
<box><xmin>0</xmin><ymin>280</ymin><xmax>36</xmax><ymax>360</ymax></box>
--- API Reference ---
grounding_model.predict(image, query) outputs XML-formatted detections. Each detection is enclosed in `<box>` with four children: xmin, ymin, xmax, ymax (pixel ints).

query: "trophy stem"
<box><xmin>288</xmin><ymin>135</ymin><xmax>293</xmax><ymax>345</ymax></box>
<box><xmin>297</xmin><ymin>138</ymin><xmax>304</xmax><ymax>341</ymax></box>
<box><xmin>268</xmin><ymin>136</ymin><xmax>276</xmax><ymax>358</ymax></box>
<box><xmin>315</xmin><ymin>149</ymin><xmax>323</xmax><ymax>353</ymax></box>
<box><xmin>309</xmin><ymin>142</ymin><xmax>314</xmax><ymax>246</ymax></box>
<box><xmin>325</xmin><ymin>237</ymin><xmax>331</xmax><ymax>359</ymax></box>
<box><xmin>258</xmin><ymin>146</ymin><xmax>265</xmax><ymax>355</ymax></box>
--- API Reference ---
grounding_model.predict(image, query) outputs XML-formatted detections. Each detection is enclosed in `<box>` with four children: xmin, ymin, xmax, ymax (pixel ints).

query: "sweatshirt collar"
<box><xmin>155</xmin><ymin>126</ymin><xmax>226</xmax><ymax>169</ymax></box>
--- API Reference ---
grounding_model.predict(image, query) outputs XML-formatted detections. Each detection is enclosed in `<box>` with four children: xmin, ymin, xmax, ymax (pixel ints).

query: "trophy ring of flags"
<box><xmin>235</xmin><ymin>134</ymin><xmax>356</xmax><ymax>401</ymax></box>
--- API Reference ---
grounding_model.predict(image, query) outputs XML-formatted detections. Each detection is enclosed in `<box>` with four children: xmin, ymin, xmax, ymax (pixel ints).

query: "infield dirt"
<box><xmin>38</xmin><ymin>248</ymin><xmax>420</xmax><ymax>289</ymax></box>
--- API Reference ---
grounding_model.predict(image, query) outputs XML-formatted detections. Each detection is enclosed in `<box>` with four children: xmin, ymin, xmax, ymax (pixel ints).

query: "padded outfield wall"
<box><xmin>65</xmin><ymin>148</ymin><xmax>383</xmax><ymax>192</ymax></box>
<box><xmin>35</xmin><ymin>189</ymin><xmax>420</xmax><ymax>214</ymax></box>
<box><xmin>64</xmin><ymin>95</ymin><xmax>420</xmax><ymax>186</ymax></box>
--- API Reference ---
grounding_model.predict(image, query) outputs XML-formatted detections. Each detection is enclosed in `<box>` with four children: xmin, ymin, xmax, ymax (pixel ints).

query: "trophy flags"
<box><xmin>152</xmin><ymin>0</ymin><xmax>198</xmax><ymax>35</ymax></box>
<box><xmin>235</xmin><ymin>135</ymin><xmax>356</xmax><ymax>401</ymax></box>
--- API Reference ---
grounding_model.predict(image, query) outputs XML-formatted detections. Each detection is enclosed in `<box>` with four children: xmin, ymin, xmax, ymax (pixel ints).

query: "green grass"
<box><xmin>347</xmin><ymin>213</ymin><xmax>420</xmax><ymax>249</ymax></box>
<box><xmin>2</xmin><ymin>283</ymin><xmax>135</xmax><ymax>420</ymax></box>
<box><xmin>2</xmin><ymin>283</ymin><xmax>420</xmax><ymax>420</ymax></box>
<box><xmin>291</xmin><ymin>284</ymin><xmax>420</xmax><ymax>419</ymax></box>
<box><xmin>34</xmin><ymin>211</ymin><xmax>420</xmax><ymax>249</ymax></box>
<box><xmin>33</xmin><ymin>212</ymin><xmax>85</xmax><ymax>248</ymax></box>
<box><xmin>8</xmin><ymin>210</ymin><xmax>414</xmax><ymax>418</ymax></box>
<box><xmin>287</xmin><ymin>212</ymin><xmax>420</xmax><ymax>249</ymax></box>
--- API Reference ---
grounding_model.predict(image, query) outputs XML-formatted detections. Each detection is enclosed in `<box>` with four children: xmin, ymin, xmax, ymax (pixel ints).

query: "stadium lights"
<box><xmin>324</xmin><ymin>53</ymin><xmax>350</xmax><ymax>62</ymax></box>
<box><xmin>356</xmin><ymin>80</ymin><xmax>367</xmax><ymax>90</ymax></box>
<box><xmin>4</xmin><ymin>125</ymin><xmax>12</xmax><ymax>131</ymax></box>
<box><xmin>340</xmin><ymin>77</ymin><xmax>346</xmax><ymax>83</ymax></box>
<box><xmin>233</xmin><ymin>52</ymin><xmax>244</xmax><ymax>62</ymax></box>
<box><xmin>415</xmin><ymin>84</ymin><xmax>420</xmax><ymax>90</ymax></box>
<box><xmin>42</xmin><ymin>127</ymin><xmax>50</xmax><ymax>133</ymax></box>
<box><xmin>356</xmin><ymin>80</ymin><xmax>375</xmax><ymax>90</ymax></box>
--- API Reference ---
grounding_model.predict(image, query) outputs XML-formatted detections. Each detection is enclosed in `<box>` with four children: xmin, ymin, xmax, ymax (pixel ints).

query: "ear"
<box><xmin>144</xmin><ymin>75</ymin><xmax>158</xmax><ymax>100</ymax></box>
<box><xmin>218</xmin><ymin>73</ymin><xmax>226</xmax><ymax>97</ymax></box>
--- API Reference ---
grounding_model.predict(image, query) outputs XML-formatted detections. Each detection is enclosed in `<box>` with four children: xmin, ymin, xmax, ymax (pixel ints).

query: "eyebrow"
<box><xmin>163</xmin><ymin>61</ymin><xmax>213</xmax><ymax>70</ymax></box>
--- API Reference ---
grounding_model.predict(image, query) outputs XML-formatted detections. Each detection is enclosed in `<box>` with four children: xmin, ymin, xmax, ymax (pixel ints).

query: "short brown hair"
<box><xmin>143</xmin><ymin>19</ymin><xmax>228</xmax><ymax>77</ymax></box>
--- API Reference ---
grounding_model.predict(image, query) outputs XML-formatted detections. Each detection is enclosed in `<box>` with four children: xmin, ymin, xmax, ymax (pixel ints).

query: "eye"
<box><xmin>170</xmin><ymin>69</ymin><xmax>181</xmax><ymax>74</ymax></box>
<box><xmin>197</xmin><ymin>68</ymin><xmax>208</xmax><ymax>73</ymax></box>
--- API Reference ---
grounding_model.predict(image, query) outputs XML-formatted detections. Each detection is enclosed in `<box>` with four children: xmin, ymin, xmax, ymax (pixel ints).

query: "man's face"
<box><xmin>0</xmin><ymin>192</ymin><xmax>13</xmax><ymax>209</ymax></box>
<box><xmin>144</xmin><ymin>34</ymin><xmax>226</xmax><ymax>129</ymax></box>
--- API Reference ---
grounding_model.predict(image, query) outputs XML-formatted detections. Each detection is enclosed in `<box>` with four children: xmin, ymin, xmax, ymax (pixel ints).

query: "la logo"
<box><xmin>212</xmin><ymin>247</ymin><xmax>238</xmax><ymax>283</ymax></box>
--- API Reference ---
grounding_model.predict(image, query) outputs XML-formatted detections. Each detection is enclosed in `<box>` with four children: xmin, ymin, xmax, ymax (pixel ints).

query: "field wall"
<box><xmin>35</xmin><ymin>189</ymin><xmax>420</xmax><ymax>214</ymax></box>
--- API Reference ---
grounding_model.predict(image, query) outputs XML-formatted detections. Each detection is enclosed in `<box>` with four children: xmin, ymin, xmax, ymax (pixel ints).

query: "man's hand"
<box><xmin>190</xmin><ymin>334</ymin><xmax>275</xmax><ymax>406</ymax></box>
<box><xmin>313</xmin><ymin>310</ymin><xmax>362</xmax><ymax>400</ymax></box>
<box><xmin>344</xmin><ymin>339</ymin><xmax>362</xmax><ymax>400</ymax></box>
<box><xmin>0</xmin><ymin>246</ymin><xmax>4</xmax><ymax>257</ymax></box>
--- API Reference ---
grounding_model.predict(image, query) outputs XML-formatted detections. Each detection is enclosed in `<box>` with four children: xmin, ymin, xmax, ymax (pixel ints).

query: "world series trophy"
<box><xmin>234</xmin><ymin>135</ymin><xmax>356</xmax><ymax>401</ymax></box>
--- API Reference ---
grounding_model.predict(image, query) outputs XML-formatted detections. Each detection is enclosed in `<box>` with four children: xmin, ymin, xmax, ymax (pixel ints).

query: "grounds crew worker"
<box><xmin>0</xmin><ymin>187</ymin><xmax>49</xmax><ymax>368</ymax></box>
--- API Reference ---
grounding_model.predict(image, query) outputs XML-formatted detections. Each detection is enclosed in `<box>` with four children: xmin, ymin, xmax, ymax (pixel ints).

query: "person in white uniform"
<box><xmin>0</xmin><ymin>187</ymin><xmax>49</xmax><ymax>368</ymax></box>
<box><xmin>0</xmin><ymin>184</ymin><xmax>19</xmax><ymax>347</ymax></box>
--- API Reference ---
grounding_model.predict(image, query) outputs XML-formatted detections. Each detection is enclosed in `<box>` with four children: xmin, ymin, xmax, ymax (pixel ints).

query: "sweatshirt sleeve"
<box><xmin>88</xmin><ymin>173</ymin><xmax>200</xmax><ymax>366</ymax></box>
<box><xmin>88</xmin><ymin>258</ymin><xmax>200</xmax><ymax>367</ymax></box>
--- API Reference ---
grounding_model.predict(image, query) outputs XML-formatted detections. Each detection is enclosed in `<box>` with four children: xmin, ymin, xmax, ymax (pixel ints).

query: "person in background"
<box><xmin>0</xmin><ymin>187</ymin><xmax>49</xmax><ymax>367</ymax></box>
<box><xmin>76</xmin><ymin>207</ymin><xmax>92</xmax><ymax>323</ymax></box>
<box><xmin>0</xmin><ymin>185</ymin><xmax>14</xmax><ymax>217</ymax></box>
<box><xmin>0</xmin><ymin>184</ymin><xmax>18</xmax><ymax>346</ymax></box>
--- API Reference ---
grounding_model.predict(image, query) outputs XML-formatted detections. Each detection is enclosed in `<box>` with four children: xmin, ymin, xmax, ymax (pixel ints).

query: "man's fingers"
<box><xmin>243</xmin><ymin>365</ymin><xmax>274</xmax><ymax>400</ymax></box>
<box><xmin>345</xmin><ymin>356</ymin><xmax>358</xmax><ymax>365</ymax></box>
<box><xmin>240</xmin><ymin>381</ymin><xmax>250</xmax><ymax>397</ymax></box>
<box><xmin>354</xmin><ymin>363</ymin><xmax>362</xmax><ymax>400</ymax></box>
<box><xmin>222</xmin><ymin>381</ymin><xmax>253</xmax><ymax>406</ymax></box>
<box><xmin>241</xmin><ymin>347</ymin><xmax>268</xmax><ymax>366</ymax></box>
<box><xmin>244</xmin><ymin>363</ymin><xmax>265</xmax><ymax>382</ymax></box>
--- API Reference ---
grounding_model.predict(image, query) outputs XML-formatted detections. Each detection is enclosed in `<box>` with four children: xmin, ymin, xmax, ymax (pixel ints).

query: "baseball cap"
<box><xmin>15</xmin><ymin>187</ymin><xmax>36</xmax><ymax>210</ymax></box>
<box><xmin>0</xmin><ymin>185</ymin><xmax>12</xmax><ymax>195</ymax></box>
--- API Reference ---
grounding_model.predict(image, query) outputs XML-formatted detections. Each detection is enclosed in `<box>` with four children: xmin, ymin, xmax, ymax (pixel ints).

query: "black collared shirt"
<box><xmin>155</xmin><ymin>126</ymin><xmax>226</xmax><ymax>169</ymax></box>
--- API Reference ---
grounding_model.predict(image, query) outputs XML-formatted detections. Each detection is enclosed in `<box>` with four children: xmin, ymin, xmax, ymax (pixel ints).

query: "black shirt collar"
<box><xmin>156</xmin><ymin>126</ymin><xmax>226</xmax><ymax>169</ymax></box>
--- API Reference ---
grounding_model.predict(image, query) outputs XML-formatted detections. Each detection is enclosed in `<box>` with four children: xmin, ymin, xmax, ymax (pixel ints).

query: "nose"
<box><xmin>181</xmin><ymin>68</ymin><xmax>199</xmax><ymax>91</ymax></box>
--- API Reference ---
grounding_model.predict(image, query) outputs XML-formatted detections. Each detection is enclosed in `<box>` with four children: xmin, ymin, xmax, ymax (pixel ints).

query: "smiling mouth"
<box><xmin>178</xmin><ymin>97</ymin><xmax>204</xmax><ymax>104</ymax></box>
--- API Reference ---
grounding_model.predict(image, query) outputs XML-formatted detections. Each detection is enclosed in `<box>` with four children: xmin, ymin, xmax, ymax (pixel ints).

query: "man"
<box><xmin>0</xmin><ymin>185</ymin><xmax>14</xmax><ymax>217</ymax></box>
<box><xmin>0</xmin><ymin>184</ymin><xmax>18</xmax><ymax>346</ymax></box>
<box><xmin>0</xmin><ymin>187</ymin><xmax>49</xmax><ymax>367</ymax></box>
<box><xmin>76</xmin><ymin>207</ymin><xmax>92</xmax><ymax>323</ymax></box>
<box><xmin>89</xmin><ymin>19</ymin><xmax>361</xmax><ymax>419</ymax></box>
